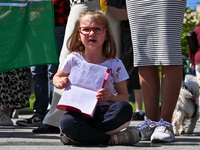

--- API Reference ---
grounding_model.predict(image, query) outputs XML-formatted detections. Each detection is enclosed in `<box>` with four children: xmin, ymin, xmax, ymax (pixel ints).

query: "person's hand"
<box><xmin>96</xmin><ymin>88</ymin><xmax>112</xmax><ymax>102</ymax></box>
<box><xmin>190</xmin><ymin>62</ymin><xmax>195</xmax><ymax>70</ymax></box>
<box><xmin>56</xmin><ymin>77</ymin><xmax>69</xmax><ymax>89</ymax></box>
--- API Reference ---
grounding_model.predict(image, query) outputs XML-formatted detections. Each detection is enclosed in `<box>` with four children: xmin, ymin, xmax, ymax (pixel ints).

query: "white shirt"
<box><xmin>61</xmin><ymin>52</ymin><xmax>129</xmax><ymax>94</ymax></box>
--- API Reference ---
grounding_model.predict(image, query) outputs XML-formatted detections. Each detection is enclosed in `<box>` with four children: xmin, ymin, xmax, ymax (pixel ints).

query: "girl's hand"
<box><xmin>57</xmin><ymin>77</ymin><xmax>69</xmax><ymax>89</ymax></box>
<box><xmin>96</xmin><ymin>88</ymin><xmax>113</xmax><ymax>102</ymax></box>
<box><xmin>53</xmin><ymin>69</ymin><xmax>69</xmax><ymax>89</ymax></box>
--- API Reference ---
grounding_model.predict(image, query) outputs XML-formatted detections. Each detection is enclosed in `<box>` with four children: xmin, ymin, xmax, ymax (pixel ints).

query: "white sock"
<box><xmin>135</xmin><ymin>109</ymin><xmax>144</xmax><ymax>115</ymax></box>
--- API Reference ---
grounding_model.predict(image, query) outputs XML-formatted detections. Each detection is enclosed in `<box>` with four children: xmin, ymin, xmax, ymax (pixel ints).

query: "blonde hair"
<box><xmin>67</xmin><ymin>9</ymin><xmax>117</xmax><ymax>58</ymax></box>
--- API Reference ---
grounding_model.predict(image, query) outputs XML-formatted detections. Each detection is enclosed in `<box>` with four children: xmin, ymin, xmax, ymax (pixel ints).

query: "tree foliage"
<box><xmin>182</xmin><ymin>7</ymin><xmax>200</xmax><ymax>57</ymax></box>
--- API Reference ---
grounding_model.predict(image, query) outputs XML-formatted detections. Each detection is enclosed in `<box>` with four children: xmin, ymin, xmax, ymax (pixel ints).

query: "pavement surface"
<box><xmin>1</xmin><ymin>114</ymin><xmax>200</xmax><ymax>150</ymax></box>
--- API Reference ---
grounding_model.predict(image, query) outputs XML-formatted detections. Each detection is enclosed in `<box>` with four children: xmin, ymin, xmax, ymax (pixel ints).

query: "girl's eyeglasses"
<box><xmin>79</xmin><ymin>26</ymin><xmax>107</xmax><ymax>35</ymax></box>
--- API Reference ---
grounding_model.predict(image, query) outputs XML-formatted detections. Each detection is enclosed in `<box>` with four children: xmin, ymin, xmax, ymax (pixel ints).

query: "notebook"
<box><xmin>57</xmin><ymin>60</ymin><xmax>109</xmax><ymax>118</ymax></box>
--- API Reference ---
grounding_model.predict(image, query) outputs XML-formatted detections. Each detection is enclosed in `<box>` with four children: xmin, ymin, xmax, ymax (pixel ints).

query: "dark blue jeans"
<box><xmin>60</xmin><ymin>101</ymin><xmax>133</xmax><ymax>145</ymax></box>
<box><xmin>31</xmin><ymin>27</ymin><xmax>65</xmax><ymax>119</ymax></box>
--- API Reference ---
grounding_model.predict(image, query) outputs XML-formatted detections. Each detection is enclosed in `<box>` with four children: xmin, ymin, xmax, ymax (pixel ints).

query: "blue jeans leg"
<box><xmin>47</xmin><ymin>64</ymin><xmax>58</xmax><ymax>104</ymax></box>
<box><xmin>31</xmin><ymin>65</ymin><xmax>49</xmax><ymax>119</ymax></box>
<box><xmin>30</xmin><ymin>27</ymin><xmax>65</xmax><ymax>119</ymax></box>
<box><xmin>60</xmin><ymin>101</ymin><xmax>133</xmax><ymax>145</ymax></box>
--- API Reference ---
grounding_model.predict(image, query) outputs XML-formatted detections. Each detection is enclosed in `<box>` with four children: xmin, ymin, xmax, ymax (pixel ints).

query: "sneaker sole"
<box><xmin>151</xmin><ymin>135</ymin><xmax>175</xmax><ymax>143</ymax></box>
<box><xmin>151</xmin><ymin>138</ymin><xmax>175</xmax><ymax>143</ymax></box>
<box><xmin>33</xmin><ymin>130</ymin><xmax>60</xmax><ymax>134</ymax></box>
<box><xmin>16</xmin><ymin>121</ymin><xmax>42</xmax><ymax>127</ymax></box>
<box><xmin>0</xmin><ymin>123</ymin><xmax>13</xmax><ymax>126</ymax></box>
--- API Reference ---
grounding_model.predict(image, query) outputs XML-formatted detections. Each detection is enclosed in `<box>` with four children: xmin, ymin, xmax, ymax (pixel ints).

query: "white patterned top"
<box><xmin>70</xmin><ymin>0</ymin><xmax>93</xmax><ymax>6</ymax></box>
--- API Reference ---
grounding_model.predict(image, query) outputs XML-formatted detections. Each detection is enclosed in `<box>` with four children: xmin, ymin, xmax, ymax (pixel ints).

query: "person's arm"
<box><xmin>96</xmin><ymin>80</ymin><xmax>129</xmax><ymax>102</ymax></box>
<box><xmin>53</xmin><ymin>69</ymin><xmax>69</xmax><ymax>89</ymax></box>
<box><xmin>188</xmin><ymin>49</ymin><xmax>195</xmax><ymax>70</ymax></box>
<box><xmin>189</xmin><ymin>25</ymin><xmax>200</xmax><ymax>68</ymax></box>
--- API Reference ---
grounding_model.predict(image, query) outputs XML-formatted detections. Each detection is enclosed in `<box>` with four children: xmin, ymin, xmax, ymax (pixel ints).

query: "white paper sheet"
<box><xmin>57</xmin><ymin>60</ymin><xmax>108</xmax><ymax>118</ymax></box>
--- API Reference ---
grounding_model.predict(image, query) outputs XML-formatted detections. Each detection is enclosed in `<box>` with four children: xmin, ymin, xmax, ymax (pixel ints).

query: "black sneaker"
<box><xmin>132</xmin><ymin>111</ymin><xmax>144</xmax><ymax>121</ymax></box>
<box><xmin>16</xmin><ymin>115</ymin><xmax>42</xmax><ymax>127</ymax></box>
<box><xmin>32</xmin><ymin>124</ymin><xmax>60</xmax><ymax>134</ymax></box>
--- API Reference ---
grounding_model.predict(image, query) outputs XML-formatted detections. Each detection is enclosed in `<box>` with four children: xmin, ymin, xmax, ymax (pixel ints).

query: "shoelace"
<box><xmin>156</xmin><ymin>118</ymin><xmax>173</xmax><ymax>127</ymax></box>
<box><xmin>137</xmin><ymin>117</ymin><xmax>157</xmax><ymax>130</ymax></box>
<box><xmin>154</xmin><ymin>118</ymin><xmax>173</xmax><ymax>132</ymax></box>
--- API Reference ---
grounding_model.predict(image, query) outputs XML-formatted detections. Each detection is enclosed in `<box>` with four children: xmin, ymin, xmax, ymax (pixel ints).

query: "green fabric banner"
<box><xmin>0</xmin><ymin>0</ymin><xmax>58</xmax><ymax>73</ymax></box>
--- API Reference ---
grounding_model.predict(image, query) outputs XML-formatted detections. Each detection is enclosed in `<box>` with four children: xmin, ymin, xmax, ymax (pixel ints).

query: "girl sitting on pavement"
<box><xmin>53</xmin><ymin>9</ymin><xmax>141</xmax><ymax>145</ymax></box>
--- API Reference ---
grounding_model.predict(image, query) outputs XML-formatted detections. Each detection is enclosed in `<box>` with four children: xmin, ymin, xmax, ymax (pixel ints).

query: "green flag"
<box><xmin>0</xmin><ymin>0</ymin><xmax>58</xmax><ymax>73</ymax></box>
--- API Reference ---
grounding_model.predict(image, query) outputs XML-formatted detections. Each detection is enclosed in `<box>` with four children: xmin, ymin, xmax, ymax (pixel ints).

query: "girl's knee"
<box><xmin>60</xmin><ymin>113</ymin><xmax>79</xmax><ymax>131</ymax></box>
<box><xmin>115</xmin><ymin>101</ymin><xmax>133</xmax><ymax>113</ymax></box>
<box><xmin>109</xmin><ymin>101</ymin><xmax>133</xmax><ymax>120</ymax></box>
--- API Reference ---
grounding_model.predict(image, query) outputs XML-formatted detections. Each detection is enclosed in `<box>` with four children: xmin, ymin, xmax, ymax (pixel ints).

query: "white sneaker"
<box><xmin>151</xmin><ymin>118</ymin><xmax>175</xmax><ymax>143</ymax></box>
<box><xmin>137</xmin><ymin>117</ymin><xmax>156</xmax><ymax>141</ymax></box>
<box><xmin>0</xmin><ymin>110</ymin><xmax>13</xmax><ymax>126</ymax></box>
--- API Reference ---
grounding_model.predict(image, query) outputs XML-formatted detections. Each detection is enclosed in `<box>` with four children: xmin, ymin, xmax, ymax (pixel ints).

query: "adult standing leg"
<box><xmin>16</xmin><ymin>64</ymin><xmax>57</xmax><ymax>127</ymax></box>
<box><xmin>126</xmin><ymin>0</ymin><xmax>186</xmax><ymax>142</ymax></box>
<box><xmin>127</xmin><ymin>67</ymin><xmax>144</xmax><ymax>120</ymax></box>
<box><xmin>16</xmin><ymin>65</ymin><xmax>50</xmax><ymax>127</ymax></box>
<box><xmin>32</xmin><ymin>26</ymin><xmax>66</xmax><ymax>133</ymax></box>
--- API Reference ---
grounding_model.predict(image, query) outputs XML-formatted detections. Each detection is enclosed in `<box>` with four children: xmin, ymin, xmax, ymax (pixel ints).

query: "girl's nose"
<box><xmin>89</xmin><ymin>28</ymin><xmax>95</xmax><ymax>36</ymax></box>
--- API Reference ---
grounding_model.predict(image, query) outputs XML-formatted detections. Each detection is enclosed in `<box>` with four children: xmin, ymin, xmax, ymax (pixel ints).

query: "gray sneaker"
<box><xmin>0</xmin><ymin>110</ymin><xmax>13</xmax><ymax>126</ymax></box>
<box><xmin>60</xmin><ymin>133</ymin><xmax>81</xmax><ymax>145</ymax></box>
<box><xmin>151</xmin><ymin>118</ymin><xmax>175</xmax><ymax>143</ymax></box>
<box><xmin>137</xmin><ymin>117</ymin><xmax>156</xmax><ymax>141</ymax></box>
<box><xmin>110</xmin><ymin>127</ymin><xmax>141</xmax><ymax>145</ymax></box>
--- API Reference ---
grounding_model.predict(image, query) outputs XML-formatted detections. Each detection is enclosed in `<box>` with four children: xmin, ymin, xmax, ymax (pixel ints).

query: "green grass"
<box><xmin>24</xmin><ymin>94</ymin><xmax>35</xmax><ymax>109</ymax></box>
<box><xmin>26</xmin><ymin>94</ymin><xmax>146</xmax><ymax>111</ymax></box>
<box><xmin>129</xmin><ymin>102</ymin><xmax>145</xmax><ymax>111</ymax></box>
